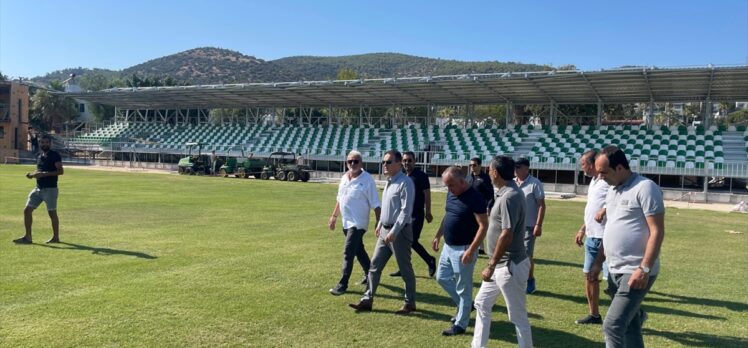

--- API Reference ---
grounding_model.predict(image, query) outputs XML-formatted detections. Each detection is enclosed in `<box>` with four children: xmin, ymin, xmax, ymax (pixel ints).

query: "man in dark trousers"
<box><xmin>467</xmin><ymin>157</ymin><xmax>493</xmax><ymax>254</ymax></box>
<box><xmin>14</xmin><ymin>135</ymin><xmax>64</xmax><ymax>244</ymax></box>
<box><xmin>390</xmin><ymin>151</ymin><xmax>437</xmax><ymax>278</ymax></box>
<box><xmin>350</xmin><ymin>150</ymin><xmax>417</xmax><ymax>315</ymax></box>
<box><xmin>591</xmin><ymin>146</ymin><xmax>665</xmax><ymax>348</ymax></box>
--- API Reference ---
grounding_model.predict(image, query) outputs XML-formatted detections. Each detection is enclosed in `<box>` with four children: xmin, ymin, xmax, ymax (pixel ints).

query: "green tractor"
<box><xmin>177</xmin><ymin>142</ymin><xmax>210</xmax><ymax>175</ymax></box>
<box><xmin>219</xmin><ymin>148</ymin><xmax>266</xmax><ymax>179</ymax></box>
<box><xmin>260</xmin><ymin>151</ymin><xmax>311</xmax><ymax>182</ymax></box>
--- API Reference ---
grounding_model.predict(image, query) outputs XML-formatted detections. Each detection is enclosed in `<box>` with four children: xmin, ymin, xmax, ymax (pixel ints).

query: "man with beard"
<box><xmin>390</xmin><ymin>151</ymin><xmax>437</xmax><ymax>278</ymax></box>
<box><xmin>14</xmin><ymin>135</ymin><xmax>64</xmax><ymax>244</ymax></box>
<box><xmin>328</xmin><ymin>150</ymin><xmax>380</xmax><ymax>296</ymax></box>
<box><xmin>591</xmin><ymin>146</ymin><xmax>665</xmax><ymax>347</ymax></box>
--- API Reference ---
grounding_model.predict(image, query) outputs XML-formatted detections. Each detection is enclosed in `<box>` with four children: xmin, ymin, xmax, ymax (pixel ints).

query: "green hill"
<box><xmin>32</xmin><ymin>47</ymin><xmax>557</xmax><ymax>87</ymax></box>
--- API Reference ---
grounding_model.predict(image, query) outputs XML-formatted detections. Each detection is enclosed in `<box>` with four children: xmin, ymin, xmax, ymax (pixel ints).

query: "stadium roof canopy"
<box><xmin>62</xmin><ymin>65</ymin><xmax>748</xmax><ymax>109</ymax></box>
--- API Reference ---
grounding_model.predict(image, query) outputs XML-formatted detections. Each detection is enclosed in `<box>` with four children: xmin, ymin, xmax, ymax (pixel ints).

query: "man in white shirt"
<box><xmin>328</xmin><ymin>150</ymin><xmax>381</xmax><ymax>296</ymax></box>
<box><xmin>574</xmin><ymin>150</ymin><xmax>609</xmax><ymax>324</ymax></box>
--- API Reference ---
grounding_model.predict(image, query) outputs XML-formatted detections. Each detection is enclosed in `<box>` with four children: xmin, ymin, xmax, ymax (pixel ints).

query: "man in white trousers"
<box><xmin>472</xmin><ymin>156</ymin><xmax>533</xmax><ymax>348</ymax></box>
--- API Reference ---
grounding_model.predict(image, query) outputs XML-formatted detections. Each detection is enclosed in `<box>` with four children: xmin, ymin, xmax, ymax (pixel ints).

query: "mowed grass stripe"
<box><xmin>0</xmin><ymin>165</ymin><xmax>746</xmax><ymax>347</ymax></box>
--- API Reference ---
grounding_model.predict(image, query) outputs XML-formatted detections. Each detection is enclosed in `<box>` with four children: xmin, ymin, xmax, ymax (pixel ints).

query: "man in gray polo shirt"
<box><xmin>349</xmin><ymin>150</ymin><xmax>417</xmax><ymax>315</ymax></box>
<box><xmin>590</xmin><ymin>146</ymin><xmax>665</xmax><ymax>348</ymax></box>
<box><xmin>514</xmin><ymin>157</ymin><xmax>546</xmax><ymax>294</ymax></box>
<box><xmin>473</xmin><ymin>156</ymin><xmax>533</xmax><ymax>348</ymax></box>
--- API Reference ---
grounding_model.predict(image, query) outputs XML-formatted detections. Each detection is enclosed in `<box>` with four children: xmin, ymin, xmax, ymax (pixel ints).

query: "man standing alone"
<box><xmin>350</xmin><ymin>150</ymin><xmax>417</xmax><ymax>314</ymax></box>
<box><xmin>591</xmin><ymin>146</ymin><xmax>665</xmax><ymax>348</ymax></box>
<box><xmin>433</xmin><ymin>166</ymin><xmax>488</xmax><ymax>336</ymax></box>
<box><xmin>328</xmin><ymin>150</ymin><xmax>380</xmax><ymax>295</ymax></box>
<box><xmin>14</xmin><ymin>135</ymin><xmax>64</xmax><ymax>244</ymax></box>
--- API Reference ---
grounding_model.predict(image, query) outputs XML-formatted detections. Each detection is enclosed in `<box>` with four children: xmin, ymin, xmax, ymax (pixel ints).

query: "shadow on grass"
<box><xmin>488</xmin><ymin>323</ymin><xmax>602</xmax><ymax>348</ymax></box>
<box><xmin>36</xmin><ymin>242</ymin><xmax>157</xmax><ymax>259</ymax></box>
<box><xmin>534</xmin><ymin>258</ymin><xmax>583</xmax><ymax>269</ymax></box>
<box><xmin>647</xmin><ymin>291</ymin><xmax>748</xmax><ymax>312</ymax></box>
<box><xmin>535</xmin><ymin>290</ymin><xmax>725</xmax><ymax>321</ymax></box>
<box><xmin>374</xmin><ymin>283</ymin><xmax>543</xmax><ymax>321</ymax></box>
<box><xmin>643</xmin><ymin>328</ymin><xmax>748</xmax><ymax>347</ymax></box>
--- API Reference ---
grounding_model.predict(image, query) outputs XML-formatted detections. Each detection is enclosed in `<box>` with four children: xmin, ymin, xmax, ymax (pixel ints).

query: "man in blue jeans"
<box><xmin>432</xmin><ymin>166</ymin><xmax>488</xmax><ymax>336</ymax></box>
<box><xmin>591</xmin><ymin>146</ymin><xmax>665</xmax><ymax>348</ymax></box>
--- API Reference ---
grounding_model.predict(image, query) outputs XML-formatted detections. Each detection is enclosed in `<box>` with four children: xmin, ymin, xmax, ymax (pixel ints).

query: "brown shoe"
<box><xmin>395</xmin><ymin>303</ymin><xmax>416</xmax><ymax>315</ymax></box>
<box><xmin>348</xmin><ymin>299</ymin><xmax>373</xmax><ymax>312</ymax></box>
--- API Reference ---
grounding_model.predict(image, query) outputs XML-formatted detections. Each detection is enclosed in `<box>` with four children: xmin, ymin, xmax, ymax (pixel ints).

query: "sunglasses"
<box><xmin>381</xmin><ymin>160</ymin><xmax>394</xmax><ymax>165</ymax></box>
<box><xmin>347</xmin><ymin>159</ymin><xmax>360</xmax><ymax>165</ymax></box>
<box><xmin>469</xmin><ymin>164</ymin><xmax>478</xmax><ymax>167</ymax></box>
<box><xmin>402</xmin><ymin>159</ymin><xmax>414</xmax><ymax>163</ymax></box>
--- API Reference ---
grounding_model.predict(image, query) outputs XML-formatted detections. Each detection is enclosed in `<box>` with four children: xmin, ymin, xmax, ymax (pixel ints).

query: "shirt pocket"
<box><xmin>347</xmin><ymin>183</ymin><xmax>367</xmax><ymax>200</ymax></box>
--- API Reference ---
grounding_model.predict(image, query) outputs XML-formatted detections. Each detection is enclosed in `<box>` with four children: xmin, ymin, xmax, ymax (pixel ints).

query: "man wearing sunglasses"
<box><xmin>389</xmin><ymin>151</ymin><xmax>437</xmax><ymax>278</ymax></box>
<box><xmin>467</xmin><ymin>157</ymin><xmax>494</xmax><ymax>255</ymax></box>
<box><xmin>350</xmin><ymin>150</ymin><xmax>417</xmax><ymax>315</ymax></box>
<box><xmin>328</xmin><ymin>150</ymin><xmax>381</xmax><ymax>296</ymax></box>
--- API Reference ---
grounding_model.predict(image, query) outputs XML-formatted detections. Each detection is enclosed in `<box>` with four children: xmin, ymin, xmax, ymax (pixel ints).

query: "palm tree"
<box><xmin>30</xmin><ymin>89</ymin><xmax>78</xmax><ymax>131</ymax></box>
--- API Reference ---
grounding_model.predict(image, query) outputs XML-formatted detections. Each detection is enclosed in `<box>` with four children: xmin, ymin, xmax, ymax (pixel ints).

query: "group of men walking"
<box><xmin>328</xmin><ymin>146</ymin><xmax>664</xmax><ymax>348</ymax></box>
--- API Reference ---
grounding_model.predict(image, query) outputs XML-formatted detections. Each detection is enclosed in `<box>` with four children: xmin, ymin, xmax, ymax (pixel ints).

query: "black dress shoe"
<box><xmin>389</xmin><ymin>270</ymin><xmax>402</xmax><ymax>277</ymax></box>
<box><xmin>394</xmin><ymin>303</ymin><xmax>416</xmax><ymax>315</ymax></box>
<box><xmin>442</xmin><ymin>325</ymin><xmax>466</xmax><ymax>336</ymax></box>
<box><xmin>349</xmin><ymin>299</ymin><xmax>372</xmax><ymax>312</ymax></box>
<box><xmin>360</xmin><ymin>275</ymin><xmax>368</xmax><ymax>285</ymax></box>
<box><xmin>428</xmin><ymin>258</ymin><xmax>437</xmax><ymax>278</ymax></box>
<box><xmin>329</xmin><ymin>284</ymin><xmax>347</xmax><ymax>296</ymax></box>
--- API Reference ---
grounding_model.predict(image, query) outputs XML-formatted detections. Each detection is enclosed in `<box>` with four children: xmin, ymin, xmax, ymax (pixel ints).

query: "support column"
<box><xmin>505</xmin><ymin>102</ymin><xmax>514</xmax><ymax>128</ymax></box>
<box><xmin>597</xmin><ymin>100</ymin><xmax>603</xmax><ymax>127</ymax></box>
<box><xmin>704</xmin><ymin>100</ymin><xmax>713</xmax><ymax>128</ymax></box>
<box><xmin>550</xmin><ymin>101</ymin><xmax>557</xmax><ymax>126</ymax></box>
<box><xmin>647</xmin><ymin>100</ymin><xmax>655</xmax><ymax>129</ymax></box>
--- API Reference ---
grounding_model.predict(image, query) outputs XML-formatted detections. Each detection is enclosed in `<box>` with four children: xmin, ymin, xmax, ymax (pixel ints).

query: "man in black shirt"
<box><xmin>390</xmin><ymin>151</ymin><xmax>437</xmax><ymax>278</ymax></box>
<box><xmin>467</xmin><ymin>157</ymin><xmax>493</xmax><ymax>254</ymax></box>
<box><xmin>432</xmin><ymin>166</ymin><xmax>488</xmax><ymax>336</ymax></box>
<box><xmin>14</xmin><ymin>135</ymin><xmax>64</xmax><ymax>244</ymax></box>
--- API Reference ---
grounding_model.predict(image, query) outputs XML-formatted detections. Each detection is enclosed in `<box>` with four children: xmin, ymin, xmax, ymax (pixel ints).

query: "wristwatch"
<box><xmin>638</xmin><ymin>265</ymin><xmax>651</xmax><ymax>274</ymax></box>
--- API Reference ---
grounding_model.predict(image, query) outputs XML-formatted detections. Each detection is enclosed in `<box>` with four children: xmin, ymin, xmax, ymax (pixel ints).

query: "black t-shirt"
<box><xmin>407</xmin><ymin>168</ymin><xmax>430</xmax><ymax>217</ymax></box>
<box><xmin>467</xmin><ymin>172</ymin><xmax>493</xmax><ymax>210</ymax></box>
<box><xmin>36</xmin><ymin>150</ymin><xmax>62</xmax><ymax>188</ymax></box>
<box><xmin>442</xmin><ymin>187</ymin><xmax>486</xmax><ymax>246</ymax></box>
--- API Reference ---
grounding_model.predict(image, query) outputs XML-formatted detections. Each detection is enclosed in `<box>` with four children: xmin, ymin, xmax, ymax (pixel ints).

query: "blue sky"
<box><xmin>1</xmin><ymin>0</ymin><xmax>747</xmax><ymax>78</ymax></box>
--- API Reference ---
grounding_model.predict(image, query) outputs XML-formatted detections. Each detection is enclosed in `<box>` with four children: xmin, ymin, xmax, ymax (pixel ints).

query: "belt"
<box><xmin>382</xmin><ymin>223</ymin><xmax>409</xmax><ymax>229</ymax></box>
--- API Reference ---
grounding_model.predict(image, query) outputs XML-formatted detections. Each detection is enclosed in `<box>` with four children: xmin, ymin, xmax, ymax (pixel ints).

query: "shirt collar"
<box><xmin>497</xmin><ymin>181</ymin><xmax>517</xmax><ymax>196</ymax></box>
<box><xmin>388</xmin><ymin>171</ymin><xmax>405</xmax><ymax>183</ymax></box>
<box><xmin>615</xmin><ymin>172</ymin><xmax>638</xmax><ymax>191</ymax></box>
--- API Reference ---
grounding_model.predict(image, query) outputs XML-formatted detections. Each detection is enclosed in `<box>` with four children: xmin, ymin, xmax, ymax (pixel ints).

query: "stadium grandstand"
<box><xmin>60</xmin><ymin>65</ymin><xmax>748</xmax><ymax>200</ymax></box>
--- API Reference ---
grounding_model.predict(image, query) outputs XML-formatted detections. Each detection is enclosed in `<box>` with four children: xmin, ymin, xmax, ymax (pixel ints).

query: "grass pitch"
<box><xmin>0</xmin><ymin>165</ymin><xmax>746</xmax><ymax>347</ymax></box>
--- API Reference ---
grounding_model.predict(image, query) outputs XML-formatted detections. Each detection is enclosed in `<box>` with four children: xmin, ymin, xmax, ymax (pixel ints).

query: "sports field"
<box><xmin>1</xmin><ymin>165</ymin><xmax>746</xmax><ymax>347</ymax></box>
